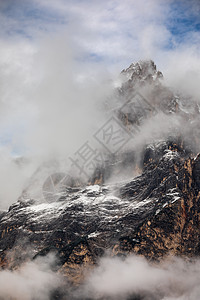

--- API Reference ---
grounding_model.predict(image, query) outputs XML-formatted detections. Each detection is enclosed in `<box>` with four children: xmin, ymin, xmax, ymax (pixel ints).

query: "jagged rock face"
<box><xmin>117</xmin><ymin>153</ymin><xmax>200</xmax><ymax>259</ymax></box>
<box><xmin>0</xmin><ymin>60</ymin><xmax>200</xmax><ymax>289</ymax></box>
<box><xmin>0</xmin><ymin>141</ymin><xmax>199</xmax><ymax>281</ymax></box>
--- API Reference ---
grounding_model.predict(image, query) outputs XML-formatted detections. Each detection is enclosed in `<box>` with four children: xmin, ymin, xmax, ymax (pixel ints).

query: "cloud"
<box><xmin>0</xmin><ymin>253</ymin><xmax>62</xmax><ymax>300</ymax></box>
<box><xmin>83</xmin><ymin>255</ymin><xmax>200</xmax><ymax>300</ymax></box>
<box><xmin>0</xmin><ymin>148</ymin><xmax>36</xmax><ymax>209</ymax></box>
<box><xmin>0</xmin><ymin>32</ymin><xmax>115</xmax><ymax>208</ymax></box>
<box><xmin>25</xmin><ymin>0</ymin><xmax>199</xmax><ymax>69</ymax></box>
<box><xmin>162</xmin><ymin>46</ymin><xmax>200</xmax><ymax>100</ymax></box>
<box><xmin>0</xmin><ymin>0</ymin><xmax>199</xmax><ymax>209</ymax></box>
<box><xmin>1</xmin><ymin>252</ymin><xmax>200</xmax><ymax>299</ymax></box>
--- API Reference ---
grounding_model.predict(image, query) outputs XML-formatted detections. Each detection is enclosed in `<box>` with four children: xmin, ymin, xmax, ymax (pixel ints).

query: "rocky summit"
<box><xmin>0</xmin><ymin>60</ymin><xmax>200</xmax><ymax>298</ymax></box>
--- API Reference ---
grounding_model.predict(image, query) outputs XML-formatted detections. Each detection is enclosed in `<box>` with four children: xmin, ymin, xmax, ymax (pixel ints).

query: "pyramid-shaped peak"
<box><xmin>121</xmin><ymin>60</ymin><xmax>163</xmax><ymax>82</ymax></box>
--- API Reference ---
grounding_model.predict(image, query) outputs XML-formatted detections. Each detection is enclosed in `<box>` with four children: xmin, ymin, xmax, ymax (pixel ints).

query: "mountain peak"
<box><xmin>121</xmin><ymin>59</ymin><xmax>163</xmax><ymax>82</ymax></box>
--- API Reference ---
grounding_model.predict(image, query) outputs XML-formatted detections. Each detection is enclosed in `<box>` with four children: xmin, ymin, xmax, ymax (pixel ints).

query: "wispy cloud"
<box><xmin>0</xmin><ymin>253</ymin><xmax>61</xmax><ymax>300</ymax></box>
<box><xmin>1</xmin><ymin>0</ymin><xmax>199</xmax><ymax>65</ymax></box>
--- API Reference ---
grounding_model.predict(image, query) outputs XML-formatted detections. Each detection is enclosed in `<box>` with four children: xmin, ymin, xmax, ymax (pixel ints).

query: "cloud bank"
<box><xmin>0</xmin><ymin>0</ymin><xmax>199</xmax><ymax>209</ymax></box>
<box><xmin>0</xmin><ymin>253</ymin><xmax>62</xmax><ymax>300</ymax></box>
<box><xmin>82</xmin><ymin>255</ymin><xmax>200</xmax><ymax>300</ymax></box>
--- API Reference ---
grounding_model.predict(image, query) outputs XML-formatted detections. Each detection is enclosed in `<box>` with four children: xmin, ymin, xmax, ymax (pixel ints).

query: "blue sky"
<box><xmin>167</xmin><ymin>1</ymin><xmax>200</xmax><ymax>46</ymax></box>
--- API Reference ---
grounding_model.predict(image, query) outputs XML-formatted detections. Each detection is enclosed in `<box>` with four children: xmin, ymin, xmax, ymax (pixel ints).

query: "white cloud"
<box><xmin>0</xmin><ymin>33</ymin><xmax>115</xmax><ymax>208</ymax></box>
<box><xmin>0</xmin><ymin>0</ymin><xmax>199</xmax><ymax>208</ymax></box>
<box><xmin>83</xmin><ymin>255</ymin><xmax>200</xmax><ymax>299</ymax></box>
<box><xmin>0</xmin><ymin>253</ymin><xmax>62</xmax><ymax>300</ymax></box>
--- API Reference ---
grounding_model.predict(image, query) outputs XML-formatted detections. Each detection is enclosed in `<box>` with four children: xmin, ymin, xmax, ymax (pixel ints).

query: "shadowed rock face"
<box><xmin>0</xmin><ymin>141</ymin><xmax>199</xmax><ymax>283</ymax></box>
<box><xmin>117</xmin><ymin>154</ymin><xmax>200</xmax><ymax>259</ymax></box>
<box><xmin>0</xmin><ymin>61</ymin><xmax>200</xmax><ymax>291</ymax></box>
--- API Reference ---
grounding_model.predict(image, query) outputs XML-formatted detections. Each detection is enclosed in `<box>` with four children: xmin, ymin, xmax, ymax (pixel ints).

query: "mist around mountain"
<box><xmin>0</xmin><ymin>59</ymin><xmax>200</xmax><ymax>300</ymax></box>
<box><xmin>0</xmin><ymin>1</ymin><xmax>200</xmax><ymax>299</ymax></box>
